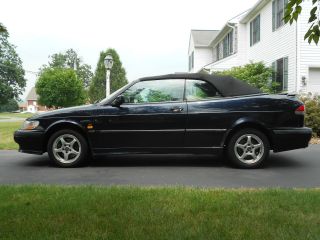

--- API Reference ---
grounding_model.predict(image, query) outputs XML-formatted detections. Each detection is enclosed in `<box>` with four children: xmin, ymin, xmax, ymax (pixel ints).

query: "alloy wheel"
<box><xmin>52</xmin><ymin>134</ymin><xmax>82</xmax><ymax>164</ymax></box>
<box><xmin>234</xmin><ymin>134</ymin><xmax>264</xmax><ymax>164</ymax></box>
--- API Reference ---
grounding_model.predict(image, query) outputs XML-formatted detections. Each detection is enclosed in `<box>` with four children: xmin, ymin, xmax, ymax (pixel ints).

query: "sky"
<box><xmin>1</xmin><ymin>0</ymin><xmax>258</xmax><ymax>99</ymax></box>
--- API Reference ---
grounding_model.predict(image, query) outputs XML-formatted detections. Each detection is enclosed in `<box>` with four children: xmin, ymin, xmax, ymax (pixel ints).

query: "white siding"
<box><xmin>193</xmin><ymin>47</ymin><xmax>213</xmax><ymax>72</ymax></box>
<box><xmin>308</xmin><ymin>68</ymin><xmax>320</xmax><ymax>93</ymax></box>
<box><xmin>188</xmin><ymin>34</ymin><xmax>195</xmax><ymax>72</ymax></box>
<box><xmin>297</xmin><ymin>0</ymin><xmax>320</xmax><ymax>93</ymax></box>
<box><xmin>206</xmin><ymin>53</ymin><xmax>240</xmax><ymax>72</ymax></box>
<box><xmin>237</xmin><ymin>24</ymin><xmax>248</xmax><ymax>66</ymax></box>
<box><xmin>188</xmin><ymin>35</ymin><xmax>213</xmax><ymax>73</ymax></box>
<box><xmin>246</xmin><ymin>1</ymin><xmax>297</xmax><ymax>92</ymax></box>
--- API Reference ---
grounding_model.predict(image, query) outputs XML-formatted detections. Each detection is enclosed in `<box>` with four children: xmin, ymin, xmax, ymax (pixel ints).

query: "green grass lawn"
<box><xmin>0</xmin><ymin>186</ymin><xmax>319</xmax><ymax>240</ymax></box>
<box><xmin>0</xmin><ymin>121</ymin><xmax>21</xmax><ymax>150</ymax></box>
<box><xmin>0</xmin><ymin>112</ymin><xmax>33</xmax><ymax>150</ymax></box>
<box><xmin>0</xmin><ymin>112</ymin><xmax>34</xmax><ymax>119</ymax></box>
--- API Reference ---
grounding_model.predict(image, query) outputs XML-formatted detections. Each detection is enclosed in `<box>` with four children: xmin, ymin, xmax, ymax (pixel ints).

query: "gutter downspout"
<box><xmin>227</xmin><ymin>22</ymin><xmax>237</xmax><ymax>55</ymax></box>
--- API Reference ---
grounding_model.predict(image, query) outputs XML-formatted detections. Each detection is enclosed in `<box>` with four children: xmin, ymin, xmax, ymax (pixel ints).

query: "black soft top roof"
<box><xmin>139</xmin><ymin>73</ymin><xmax>261</xmax><ymax>97</ymax></box>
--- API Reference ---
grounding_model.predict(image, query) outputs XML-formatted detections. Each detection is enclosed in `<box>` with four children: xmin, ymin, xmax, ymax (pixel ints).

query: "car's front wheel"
<box><xmin>226</xmin><ymin>128</ymin><xmax>270</xmax><ymax>168</ymax></box>
<box><xmin>47</xmin><ymin>129</ymin><xmax>88</xmax><ymax>167</ymax></box>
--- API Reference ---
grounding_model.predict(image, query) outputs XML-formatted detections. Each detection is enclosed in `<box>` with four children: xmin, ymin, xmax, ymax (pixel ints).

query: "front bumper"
<box><xmin>14</xmin><ymin>130</ymin><xmax>45</xmax><ymax>154</ymax></box>
<box><xmin>271</xmin><ymin>127</ymin><xmax>312</xmax><ymax>152</ymax></box>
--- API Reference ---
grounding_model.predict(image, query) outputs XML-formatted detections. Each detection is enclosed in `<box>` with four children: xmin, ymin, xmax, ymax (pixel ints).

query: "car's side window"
<box><xmin>122</xmin><ymin>79</ymin><xmax>185</xmax><ymax>104</ymax></box>
<box><xmin>185</xmin><ymin>79</ymin><xmax>221</xmax><ymax>101</ymax></box>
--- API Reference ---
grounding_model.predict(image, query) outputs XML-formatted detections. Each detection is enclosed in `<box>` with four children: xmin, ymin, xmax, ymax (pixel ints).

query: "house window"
<box><xmin>272</xmin><ymin>57</ymin><xmax>288</xmax><ymax>92</ymax></box>
<box><xmin>250</xmin><ymin>15</ymin><xmax>260</xmax><ymax>46</ymax></box>
<box><xmin>214</xmin><ymin>29</ymin><xmax>235</xmax><ymax>62</ymax></box>
<box><xmin>189</xmin><ymin>52</ymin><xmax>194</xmax><ymax>71</ymax></box>
<box><xmin>272</xmin><ymin>0</ymin><xmax>288</xmax><ymax>31</ymax></box>
<box><xmin>222</xmin><ymin>30</ymin><xmax>233</xmax><ymax>58</ymax></box>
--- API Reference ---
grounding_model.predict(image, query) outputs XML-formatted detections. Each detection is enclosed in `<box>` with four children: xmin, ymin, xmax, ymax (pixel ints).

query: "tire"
<box><xmin>226</xmin><ymin>128</ymin><xmax>270</xmax><ymax>169</ymax></box>
<box><xmin>47</xmin><ymin>129</ymin><xmax>88</xmax><ymax>167</ymax></box>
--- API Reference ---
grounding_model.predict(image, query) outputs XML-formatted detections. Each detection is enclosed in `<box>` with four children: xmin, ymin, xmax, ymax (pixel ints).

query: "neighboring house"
<box><xmin>25</xmin><ymin>87</ymin><xmax>47</xmax><ymax>113</ymax></box>
<box><xmin>188</xmin><ymin>0</ymin><xmax>320</xmax><ymax>93</ymax></box>
<box><xmin>18</xmin><ymin>102</ymin><xmax>27</xmax><ymax>112</ymax></box>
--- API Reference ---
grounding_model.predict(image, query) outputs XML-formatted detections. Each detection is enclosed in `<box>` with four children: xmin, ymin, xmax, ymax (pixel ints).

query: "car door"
<box><xmin>185</xmin><ymin>79</ymin><xmax>227</xmax><ymax>148</ymax></box>
<box><xmin>92</xmin><ymin>79</ymin><xmax>187</xmax><ymax>152</ymax></box>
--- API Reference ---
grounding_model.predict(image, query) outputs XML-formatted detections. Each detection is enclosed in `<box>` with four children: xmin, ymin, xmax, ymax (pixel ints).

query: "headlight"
<box><xmin>21</xmin><ymin>120</ymin><xmax>40</xmax><ymax>130</ymax></box>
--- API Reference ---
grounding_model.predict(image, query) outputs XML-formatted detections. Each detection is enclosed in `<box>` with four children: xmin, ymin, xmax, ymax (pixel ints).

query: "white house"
<box><xmin>188</xmin><ymin>0</ymin><xmax>320</xmax><ymax>93</ymax></box>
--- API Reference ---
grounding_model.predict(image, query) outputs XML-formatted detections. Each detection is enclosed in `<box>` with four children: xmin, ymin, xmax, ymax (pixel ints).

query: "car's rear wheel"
<box><xmin>47</xmin><ymin>129</ymin><xmax>88</xmax><ymax>167</ymax></box>
<box><xmin>226</xmin><ymin>128</ymin><xmax>270</xmax><ymax>168</ymax></box>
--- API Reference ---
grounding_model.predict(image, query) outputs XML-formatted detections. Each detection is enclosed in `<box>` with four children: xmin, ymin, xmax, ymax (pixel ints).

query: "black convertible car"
<box><xmin>14</xmin><ymin>73</ymin><xmax>312</xmax><ymax>168</ymax></box>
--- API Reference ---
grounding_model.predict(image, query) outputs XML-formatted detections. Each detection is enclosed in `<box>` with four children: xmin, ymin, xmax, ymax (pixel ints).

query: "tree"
<box><xmin>0</xmin><ymin>23</ymin><xmax>26</xmax><ymax>104</ymax></box>
<box><xmin>36</xmin><ymin>68</ymin><xmax>86</xmax><ymax>108</ymax></box>
<box><xmin>41</xmin><ymin>49</ymin><xmax>93</xmax><ymax>88</ymax></box>
<box><xmin>285</xmin><ymin>0</ymin><xmax>320</xmax><ymax>44</ymax></box>
<box><xmin>0</xmin><ymin>23</ymin><xmax>7</xmax><ymax>33</ymax></box>
<box><xmin>0</xmin><ymin>99</ymin><xmax>19</xmax><ymax>112</ymax></box>
<box><xmin>213</xmin><ymin>62</ymin><xmax>278</xmax><ymax>93</ymax></box>
<box><xmin>89</xmin><ymin>49</ymin><xmax>128</xmax><ymax>103</ymax></box>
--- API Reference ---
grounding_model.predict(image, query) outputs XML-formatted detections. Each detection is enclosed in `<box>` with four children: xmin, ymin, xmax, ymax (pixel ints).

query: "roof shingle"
<box><xmin>26</xmin><ymin>87</ymin><xmax>38</xmax><ymax>101</ymax></box>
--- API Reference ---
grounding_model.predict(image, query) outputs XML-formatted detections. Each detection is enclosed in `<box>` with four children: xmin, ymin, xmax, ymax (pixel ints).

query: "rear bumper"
<box><xmin>14</xmin><ymin>130</ymin><xmax>45</xmax><ymax>155</ymax></box>
<box><xmin>271</xmin><ymin>127</ymin><xmax>312</xmax><ymax>152</ymax></box>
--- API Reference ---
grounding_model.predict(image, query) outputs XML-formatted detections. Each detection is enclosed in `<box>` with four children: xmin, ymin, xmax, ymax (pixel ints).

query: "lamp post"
<box><xmin>104</xmin><ymin>55</ymin><xmax>114</xmax><ymax>97</ymax></box>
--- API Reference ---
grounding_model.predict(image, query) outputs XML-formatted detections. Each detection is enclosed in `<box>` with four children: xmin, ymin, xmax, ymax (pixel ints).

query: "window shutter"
<box><xmin>250</xmin><ymin>21</ymin><xmax>253</xmax><ymax>46</ymax></box>
<box><xmin>283</xmin><ymin>57</ymin><xmax>288</xmax><ymax>91</ymax></box>
<box><xmin>216</xmin><ymin>46</ymin><xmax>219</xmax><ymax>61</ymax></box>
<box><xmin>272</xmin><ymin>61</ymin><xmax>276</xmax><ymax>82</ymax></box>
<box><xmin>230</xmin><ymin>30</ymin><xmax>233</xmax><ymax>54</ymax></box>
<box><xmin>191</xmin><ymin>52</ymin><xmax>194</xmax><ymax>69</ymax></box>
<box><xmin>284</xmin><ymin>0</ymin><xmax>288</xmax><ymax>26</ymax></box>
<box><xmin>234</xmin><ymin>26</ymin><xmax>238</xmax><ymax>53</ymax></box>
<box><xmin>257</xmin><ymin>15</ymin><xmax>260</xmax><ymax>42</ymax></box>
<box><xmin>272</xmin><ymin>1</ymin><xmax>276</xmax><ymax>31</ymax></box>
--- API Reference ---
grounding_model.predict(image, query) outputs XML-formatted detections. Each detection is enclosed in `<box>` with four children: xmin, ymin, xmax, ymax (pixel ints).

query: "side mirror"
<box><xmin>112</xmin><ymin>95</ymin><xmax>125</xmax><ymax>107</ymax></box>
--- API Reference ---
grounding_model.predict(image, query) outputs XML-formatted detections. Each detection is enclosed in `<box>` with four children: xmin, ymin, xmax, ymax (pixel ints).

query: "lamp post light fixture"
<box><xmin>104</xmin><ymin>55</ymin><xmax>114</xmax><ymax>97</ymax></box>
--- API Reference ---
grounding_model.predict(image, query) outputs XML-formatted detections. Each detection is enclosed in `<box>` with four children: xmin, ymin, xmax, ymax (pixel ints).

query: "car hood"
<box><xmin>29</xmin><ymin>104</ymin><xmax>97</xmax><ymax>120</ymax></box>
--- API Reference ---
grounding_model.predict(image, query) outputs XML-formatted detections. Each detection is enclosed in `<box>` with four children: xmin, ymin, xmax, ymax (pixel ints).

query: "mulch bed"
<box><xmin>310</xmin><ymin>138</ymin><xmax>320</xmax><ymax>144</ymax></box>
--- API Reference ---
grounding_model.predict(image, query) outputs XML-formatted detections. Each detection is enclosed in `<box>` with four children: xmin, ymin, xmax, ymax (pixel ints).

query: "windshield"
<box><xmin>99</xmin><ymin>84</ymin><xmax>129</xmax><ymax>105</ymax></box>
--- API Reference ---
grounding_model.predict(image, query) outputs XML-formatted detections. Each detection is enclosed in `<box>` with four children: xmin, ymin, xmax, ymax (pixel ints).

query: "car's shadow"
<box><xmin>22</xmin><ymin>152</ymin><xmax>304</xmax><ymax>169</ymax></box>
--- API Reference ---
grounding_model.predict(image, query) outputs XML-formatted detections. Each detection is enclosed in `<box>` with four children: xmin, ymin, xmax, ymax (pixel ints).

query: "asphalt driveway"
<box><xmin>0</xmin><ymin>145</ymin><xmax>319</xmax><ymax>187</ymax></box>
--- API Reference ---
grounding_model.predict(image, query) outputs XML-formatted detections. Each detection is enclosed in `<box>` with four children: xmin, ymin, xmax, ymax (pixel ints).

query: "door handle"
<box><xmin>170</xmin><ymin>106</ymin><xmax>184</xmax><ymax>113</ymax></box>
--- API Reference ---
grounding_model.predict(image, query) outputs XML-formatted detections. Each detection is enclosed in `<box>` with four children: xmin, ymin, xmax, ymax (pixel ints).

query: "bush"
<box><xmin>299</xmin><ymin>93</ymin><xmax>320</xmax><ymax>137</ymax></box>
<box><xmin>0</xmin><ymin>99</ymin><xmax>19</xmax><ymax>112</ymax></box>
<box><xmin>213</xmin><ymin>62</ymin><xmax>278</xmax><ymax>93</ymax></box>
<box><xmin>36</xmin><ymin>68</ymin><xmax>86</xmax><ymax>108</ymax></box>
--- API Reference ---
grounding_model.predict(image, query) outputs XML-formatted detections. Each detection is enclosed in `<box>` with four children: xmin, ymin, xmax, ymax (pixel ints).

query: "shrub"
<box><xmin>299</xmin><ymin>93</ymin><xmax>320</xmax><ymax>137</ymax></box>
<box><xmin>0</xmin><ymin>99</ymin><xmax>19</xmax><ymax>112</ymax></box>
<box><xmin>213</xmin><ymin>62</ymin><xmax>278</xmax><ymax>93</ymax></box>
<box><xmin>36</xmin><ymin>68</ymin><xmax>86</xmax><ymax>108</ymax></box>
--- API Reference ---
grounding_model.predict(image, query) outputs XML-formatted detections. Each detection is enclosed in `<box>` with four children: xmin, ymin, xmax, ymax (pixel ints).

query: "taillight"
<box><xmin>295</xmin><ymin>105</ymin><xmax>305</xmax><ymax>115</ymax></box>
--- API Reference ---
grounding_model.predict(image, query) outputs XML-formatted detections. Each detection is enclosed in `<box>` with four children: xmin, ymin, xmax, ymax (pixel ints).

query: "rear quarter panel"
<box><xmin>185</xmin><ymin>94</ymin><xmax>303</xmax><ymax>148</ymax></box>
